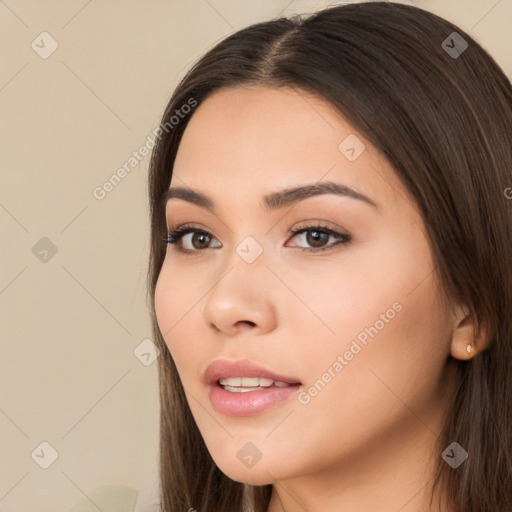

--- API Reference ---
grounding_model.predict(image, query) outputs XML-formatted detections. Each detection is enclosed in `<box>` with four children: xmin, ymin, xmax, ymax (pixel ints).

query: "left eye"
<box><xmin>164</xmin><ymin>225</ymin><xmax>351</xmax><ymax>254</ymax></box>
<box><xmin>288</xmin><ymin>226</ymin><xmax>351</xmax><ymax>252</ymax></box>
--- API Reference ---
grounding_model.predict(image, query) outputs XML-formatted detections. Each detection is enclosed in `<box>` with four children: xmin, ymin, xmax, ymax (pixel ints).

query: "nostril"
<box><xmin>236</xmin><ymin>320</ymin><xmax>256</xmax><ymax>327</ymax></box>
<box><xmin>207</xmin><ymin>322</ymin><xmax>221</xmax><ymax>332</ymax></box>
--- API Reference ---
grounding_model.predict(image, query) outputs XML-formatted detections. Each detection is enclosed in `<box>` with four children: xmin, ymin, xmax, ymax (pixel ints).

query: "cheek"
<box><xmin>277</xmin><ymin>287</ymin><xmax>449</xmax><ymax>479</ymax></box>
<box><xmin>154</xmin><ymin>266</ymin><xmax>178</xmax><ymax>339</ymax></box>
<box><xmin>285</xmin><ymin>237</ymin><xmax>449</xmax><ymax>413</ymax></box>
<box><xmin>154</xmin><ymin>264</ymin><xmax>204</xmax><ymax>375</ymax></box>
<box><xmin>154</xmin><ymin>259</ymin><xmax>205</xmax><ymax>331</ymax></box>
<box><xmin>275</xmin><ymin>240</ymin><xmax>427</xmax><ymax>356</ymax></box>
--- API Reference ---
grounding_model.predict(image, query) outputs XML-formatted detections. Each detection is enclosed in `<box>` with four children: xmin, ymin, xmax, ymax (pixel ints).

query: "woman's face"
<box><xmin>154</xmin><ymin>85</ymin><xmax>458</xmax><ymax>485</ymax></box>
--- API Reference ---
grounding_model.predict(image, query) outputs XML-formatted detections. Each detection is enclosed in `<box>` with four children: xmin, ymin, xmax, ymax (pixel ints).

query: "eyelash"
<box><xmin>163</xmin><ymin>223</ymin><xmax>351</xmax><ymax>255</ymax></box>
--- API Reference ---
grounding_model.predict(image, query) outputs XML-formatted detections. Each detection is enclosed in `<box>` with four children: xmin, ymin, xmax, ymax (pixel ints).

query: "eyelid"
<box><xmin>290</xmin><ymin>219</ymin><xmax>347</xmax><ymax>234</ymax></box>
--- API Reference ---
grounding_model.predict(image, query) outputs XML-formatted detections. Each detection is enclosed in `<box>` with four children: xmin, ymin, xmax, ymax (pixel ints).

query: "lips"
<box><xmin>204</xmin><ymin>359</ymin><xmax>303</xmax><ymax>417</ymax></box>
<box><xmin>204</xmin><ymin>359</ymin><xmax>301</xmax><ymax>386</ymax></box>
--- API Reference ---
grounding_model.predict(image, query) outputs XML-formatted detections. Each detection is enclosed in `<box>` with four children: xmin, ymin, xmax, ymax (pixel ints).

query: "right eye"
<box><xmin>164</xmin><ymin>225</ymin><xmax>221</xmax><ymax>254</ymax></box>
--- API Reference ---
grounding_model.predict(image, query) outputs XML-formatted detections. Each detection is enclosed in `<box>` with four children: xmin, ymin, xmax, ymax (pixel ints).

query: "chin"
<box><xmin>220</xmin><ymin>466</ymin><xmax>275</xmax><ymax>486</ymax></box>
<box><xmin>208</xmin><ymin>446</ymin><xmax>295</xmax><ymax>486</ymax></box>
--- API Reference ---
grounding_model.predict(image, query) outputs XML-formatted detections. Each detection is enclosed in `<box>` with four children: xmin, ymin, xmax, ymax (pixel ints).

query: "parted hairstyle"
<box><xmin>146</xmin><ymin>2</ymin><xmax>512</xmax><ymax>511</ymax></box>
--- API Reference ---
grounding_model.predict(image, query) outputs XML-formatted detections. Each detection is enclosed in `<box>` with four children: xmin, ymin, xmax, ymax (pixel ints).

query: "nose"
<box><xmin>201</xmin><ymin>249</ymin><xmax>278</xmax><ymax>338</ymax></box>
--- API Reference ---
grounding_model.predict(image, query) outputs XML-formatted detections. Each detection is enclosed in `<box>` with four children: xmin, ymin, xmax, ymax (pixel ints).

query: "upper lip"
<box><xmin>204</xmin><ymin>359</ymin><xmax>301</xmax><ymax>385</ymax></box>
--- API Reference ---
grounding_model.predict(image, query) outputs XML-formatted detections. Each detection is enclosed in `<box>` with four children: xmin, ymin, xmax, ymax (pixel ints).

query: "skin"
<box><xmin>154</xmin><ymin>85</ymin><xmax>483</xmax><ymax>512</ymax></box>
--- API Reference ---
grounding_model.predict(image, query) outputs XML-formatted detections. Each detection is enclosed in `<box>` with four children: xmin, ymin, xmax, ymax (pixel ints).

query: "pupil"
<box><xmin>307</xmin><ymin>230</ymin><xmax>327</xmax><ymax>247</ymax></box>
<box><xmin>194</xmin><ymin>232</ymin><xmax>209</xmax><ymax>248</ymax></box>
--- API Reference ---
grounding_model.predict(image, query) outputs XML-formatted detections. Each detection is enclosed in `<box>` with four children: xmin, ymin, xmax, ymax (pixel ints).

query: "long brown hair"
<box><xmin>146</xmin><ymin>2</ymin><xmax>512</xmax><ymax>510</ymax></box>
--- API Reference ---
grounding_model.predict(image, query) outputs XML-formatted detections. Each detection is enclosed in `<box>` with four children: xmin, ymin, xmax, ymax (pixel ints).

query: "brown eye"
<box><xmin>189</xmin><ymin>231</ymin><xmax>211</xmax><ymax>249</ymax></box>
<box><xmin>288</xmin><ymin>226</ymin><xmax>351</xmax><ymax>253</ymax></box>
<box><xmin>304</xmin><ymin>230</ymin><xmax>330</xmax><ymax>248</ymax></box>
<box><xmin>165</xmin><ymin>227</ymin><xmax>221</xmax><ymax>253</ymax></box>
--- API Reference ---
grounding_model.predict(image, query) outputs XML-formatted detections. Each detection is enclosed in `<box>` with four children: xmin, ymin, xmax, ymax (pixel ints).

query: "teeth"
<box><xmin>223</xmin><ymin>385</ymin><xmax>264</xmax><ymax>393</ymax></box>
<box><xmin>219</xmin><ymin>377</ymin><xmax>274</xmax><ymax>387</ymax></box>
<box><xmin>218</xmin><ymin>377</ymin><xmax>294</xmax><ymax>389</ymax></box>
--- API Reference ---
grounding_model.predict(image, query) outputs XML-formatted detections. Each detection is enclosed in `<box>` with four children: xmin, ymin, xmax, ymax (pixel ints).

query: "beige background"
<box><xmin>0</xmin><ymin>1</ymin><xmax>510</xmax><ymax>511</ymax></box>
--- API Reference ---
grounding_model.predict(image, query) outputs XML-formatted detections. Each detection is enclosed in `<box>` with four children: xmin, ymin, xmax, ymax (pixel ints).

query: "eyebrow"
<box><xmin>164</xmin><ymin>181</ymin><xmax>378</xmax><ymax>213</ymax></box>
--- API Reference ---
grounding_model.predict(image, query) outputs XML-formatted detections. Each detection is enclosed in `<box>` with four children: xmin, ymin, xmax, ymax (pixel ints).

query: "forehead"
<box><xmin>174</xmin><ymin>86</ymin><xmax>348</xmax><ymax>172</ymax></box>
<box><xmin>171</xmin><ymin>86</ymin><xmax>405</xmax><ymax>212</ymax></box>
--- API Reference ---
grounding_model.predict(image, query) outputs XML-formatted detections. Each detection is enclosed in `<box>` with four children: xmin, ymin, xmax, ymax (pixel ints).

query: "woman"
<box><xmin>147</xmin><ymin>2</ymin><xmax>512</xmax><ymax>511</ymax></box>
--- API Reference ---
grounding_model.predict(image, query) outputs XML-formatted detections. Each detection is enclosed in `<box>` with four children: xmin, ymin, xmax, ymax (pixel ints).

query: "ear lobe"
<box><xmin>449</xmin><ymin>306</ymin><xmax>491</xmax><ymax>360</ymax></box>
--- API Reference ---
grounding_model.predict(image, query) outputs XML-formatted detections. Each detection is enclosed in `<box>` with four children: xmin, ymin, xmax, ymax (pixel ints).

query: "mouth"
<box><xmin>204</xmin><ymin>359</ymin><xmax>302</xmax><ymax>417</ymax></box>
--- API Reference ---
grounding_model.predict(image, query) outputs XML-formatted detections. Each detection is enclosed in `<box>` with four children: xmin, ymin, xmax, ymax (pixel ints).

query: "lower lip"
<box><xmin>208</xmin><ymin>382</ymin><xmax>302</xmax><ymax>417</ymax></box>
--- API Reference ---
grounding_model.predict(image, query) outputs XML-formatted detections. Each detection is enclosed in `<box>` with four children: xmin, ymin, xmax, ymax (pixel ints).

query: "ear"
<box><xmin>449</xmin><ymin>304</ymin><xmax>491</xmax><ymax>360</ymax></box>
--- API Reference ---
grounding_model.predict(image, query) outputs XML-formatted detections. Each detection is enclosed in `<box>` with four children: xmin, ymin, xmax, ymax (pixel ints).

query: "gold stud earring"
<box><xmin>466</xmin><ymin>344</ymin><xmax>473</xmax><ymax>355</ymax></box>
